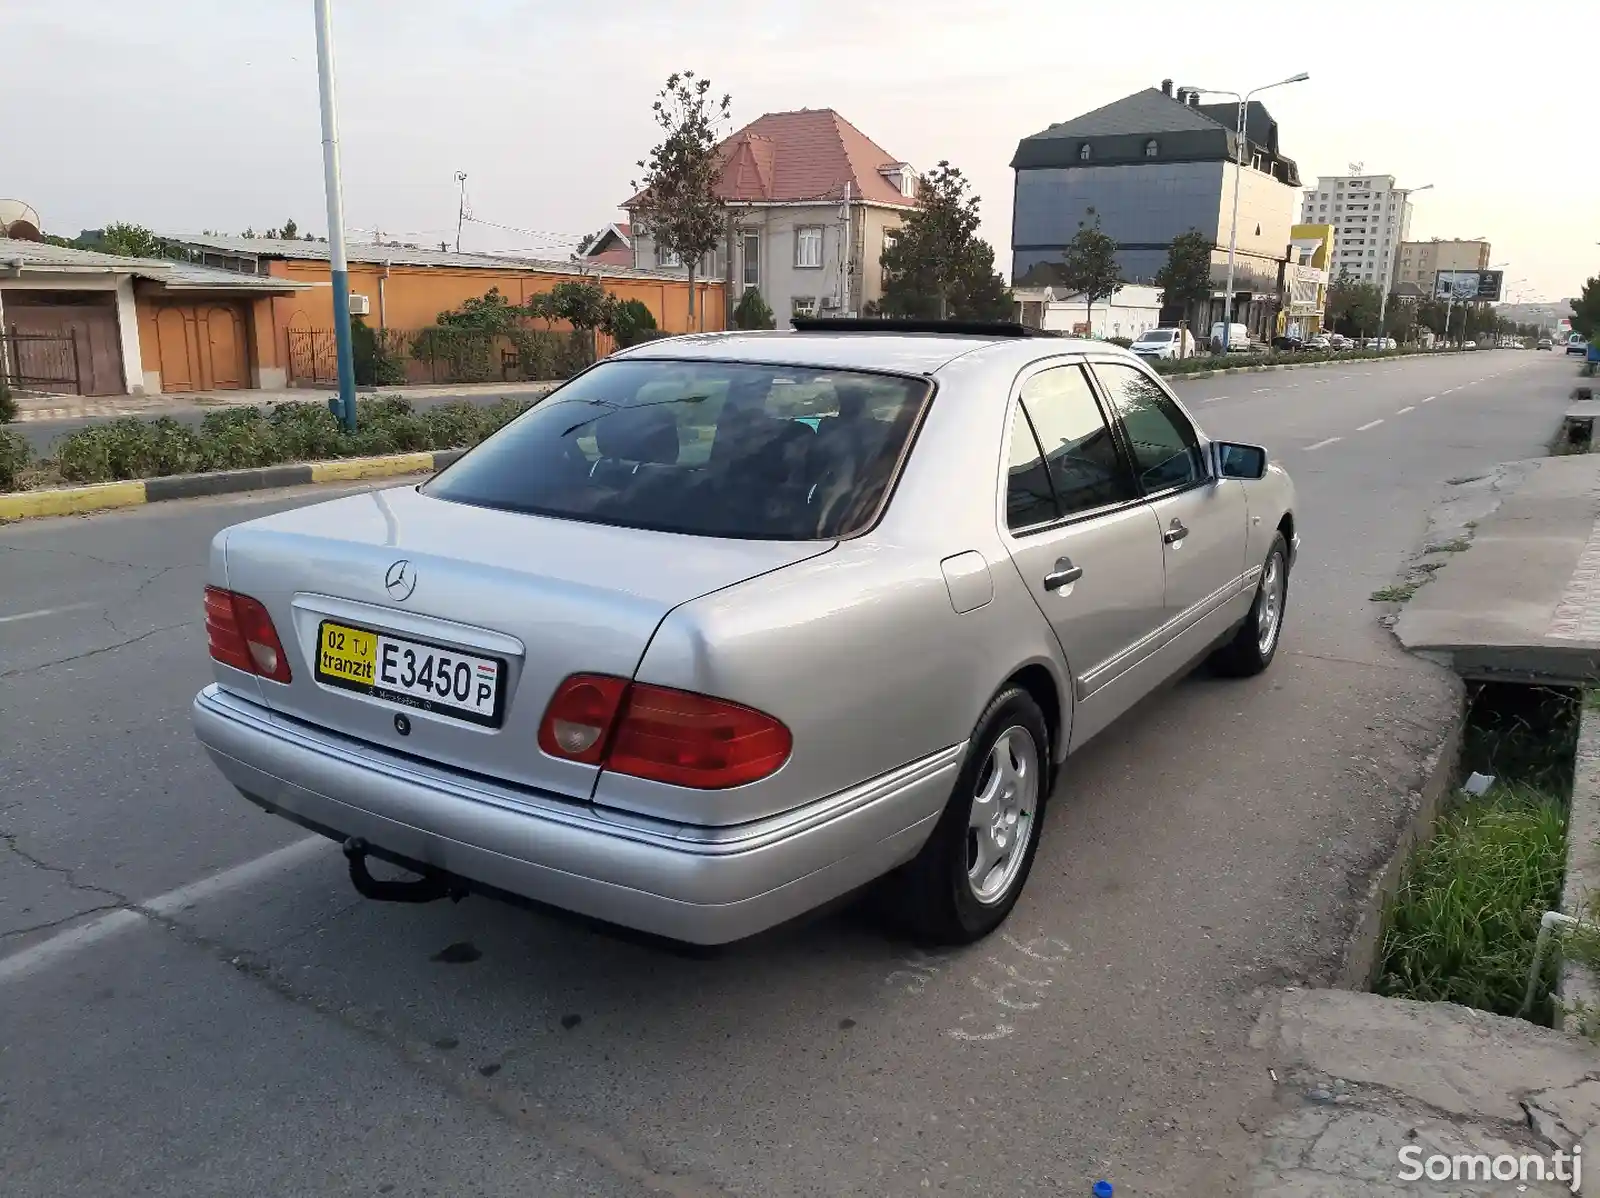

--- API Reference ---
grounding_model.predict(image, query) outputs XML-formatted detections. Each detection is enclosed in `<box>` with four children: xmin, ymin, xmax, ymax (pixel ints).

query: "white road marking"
<box><xmin>1396</xmin><ymin>406</ymin><xmax>1414</xmax><ymax>415</ymax></box>
<box><xmin>1304</xmin><ymin>436</ymin><xmax>1343</xmax><ymax>451</ymax></box>
<box><xmin>1252</xmin><ymin>388</ymin><xmax>1270</xmax><ymax>393</ymax></box>
<box><xmin>0</xmin><ymin>835</ymin><xmax>326</xmax><ymax>985</ymax></box>
<box><xmin>1422</xmin><ymin>395</ymin><xmax>1437</xmax><ymax>403</ymax></box>
<box><xmin>1356</xmin><ymin>419</ymin><xmax>1384</xmax><ymax>431</ymax></box>
<box><xmin>0</xmin><ymin>602</ymin><xmax>98</xmax><ymax>625</ymax></box>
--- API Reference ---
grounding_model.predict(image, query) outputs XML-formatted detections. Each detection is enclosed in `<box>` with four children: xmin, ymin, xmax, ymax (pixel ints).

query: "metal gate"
<box><xmin>1</xmin><ymin>330</ymin><xmax>82</xmax><ymax>393</ymax></box>
<box><xmin>286</xmin><ymin>328</ymin><xmax>338</xmax><ymax>385</ymax></box>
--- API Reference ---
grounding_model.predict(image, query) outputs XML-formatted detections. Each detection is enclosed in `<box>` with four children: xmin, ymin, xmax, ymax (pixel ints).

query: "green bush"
<box><xmin>608</xmin><ymin>298</ymin><xmax>659</xmax><ymax>347</ymax></box>
<box><xmin>55</xmin><ymin>417</ymin><xmax>202</xmax><ymax>483</ymax></box>
<box><xmin>0</xmin><ymin>379</ymin><xmax>16</xmax><ymax>424</ymax></box>
<box><xmin>199</xmin><ymin>409</ymin><xmax>283</xmax><ymax>472</ymax></box>
<box><xmin>0</xmin><ymin>429</ymin><xmax>29</xmax><ymax>490</ymax></box>
<box><xmin>268</xmin><ymin>402</ymin><xmax>342</xmax><ymax>460</ymax></box>
<box><xmin>1105</xmin><ymin>336</ymin><xmax>1134</xmax><ymax>348</ymax></box>
<box><xmin>140</xmin><ymin>417</ymin><xmax>206</xmax><ymax>476</ymax></box>
<box><xmin>423</xmin><ymin>401</ymin><xmax>491</xmax><ymax>449</ymax></box>
<box><xmin>732</xmin><ymin>288</ymin><xmax>776</xmax><ymax>331</ymax></box>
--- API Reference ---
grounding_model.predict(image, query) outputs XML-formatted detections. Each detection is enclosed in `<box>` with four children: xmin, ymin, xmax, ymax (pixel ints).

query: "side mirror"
<box><xmin>1213</xmin><ymin>441</ymin><xmax>1268</xmax><ymax>480</ymax></box>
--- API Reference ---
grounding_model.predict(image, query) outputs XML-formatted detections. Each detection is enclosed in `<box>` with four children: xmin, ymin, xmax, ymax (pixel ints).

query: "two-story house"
<box><xmin>627</xmin><ymin>108</ymin><xmax>919</xmax><ymax>325</ymax></box>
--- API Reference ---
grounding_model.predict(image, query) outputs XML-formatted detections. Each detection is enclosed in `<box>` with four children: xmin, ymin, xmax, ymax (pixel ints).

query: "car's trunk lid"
<box><xmin>220</xmin><ymin>484</ymin><xmax>833</xmax><ymax>800</ymax></box>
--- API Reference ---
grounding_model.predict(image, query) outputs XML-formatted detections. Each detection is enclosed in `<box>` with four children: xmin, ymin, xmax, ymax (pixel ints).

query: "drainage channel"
<box><xmin>1367</xmin><ymin>681</ymin><xmax>1582</xmax><ymax>1026</ymax></box>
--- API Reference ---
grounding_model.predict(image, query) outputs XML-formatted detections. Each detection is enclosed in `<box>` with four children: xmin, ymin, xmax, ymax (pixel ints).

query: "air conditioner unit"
<box><xmin>347</xmin><ymin>293</ymin><xmax>371</xmax><ymax>316</ymax></box>
<box><xmin>820</xmin><ymin>296</ymin><xmax>842</xmax><ymax>310</ymax></box>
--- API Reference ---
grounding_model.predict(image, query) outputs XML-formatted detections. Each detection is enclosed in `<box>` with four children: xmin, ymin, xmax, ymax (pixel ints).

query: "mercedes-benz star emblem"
<box><xmin>384</xmin><ymin>559</ymin><xmax>416</xmax><ymax>602</ymax></box>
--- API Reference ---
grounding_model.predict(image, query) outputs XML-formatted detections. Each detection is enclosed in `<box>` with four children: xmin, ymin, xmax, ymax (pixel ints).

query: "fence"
<box><xmin>2</xmin><ymin>329</ymin><xmax>82</xmax><ymax>394</ymax></box>
<box><xmin>286</xmin><ymin>325</ymin><xmax>600</xmax><ymax>388</ymax></box>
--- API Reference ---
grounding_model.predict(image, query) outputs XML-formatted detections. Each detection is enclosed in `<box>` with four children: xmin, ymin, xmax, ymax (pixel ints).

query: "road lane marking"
<box><xmin>1304</xmin><ymin>436</ymin><xmax>1343</xmax><ymax>451</ymax></box>
<box><xmin>1356</xmin><ymin>419</ymin><xmax>1384</xmax><ymax>431</ymax></box>
<box><xmin>1396</xmin><ymin>406</ymin><xmax>1415</xmax><ymax>415</ymax></box>
<box><xmin>1253</xmin><ymin>388</ymin><xmax>1270</xmax><ymax>393</ymax></box>
<box><xmin>0</xmin><ymin>835</ymin><xmax>326</xmax><ymax>985</ymax></box>
<box><xmin>1422</xmin><ymin>395</ymin><xmax>1437</xmax><ymax>402</ymax></box>
<box><xmin>0</xmin><ymin>602</ymin><xmax>97</xmax><ymax>625</ymax></box>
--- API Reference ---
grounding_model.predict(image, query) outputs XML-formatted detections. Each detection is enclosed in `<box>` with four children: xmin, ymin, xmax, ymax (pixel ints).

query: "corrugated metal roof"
<box><xmin>162</xmin><ymin>233</ymin><xmax>696</xmax><ymax>281</ymax></box>
<box><xmin>0</xmin><ymin>237</ymin><xmax>309</xmax><ymax>291</ymax></box>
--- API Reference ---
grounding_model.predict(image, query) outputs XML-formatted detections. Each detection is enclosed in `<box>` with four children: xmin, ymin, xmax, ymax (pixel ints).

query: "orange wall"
<box><xmin>133</xmin><ymin>291</ymin><xmax>281</xmax><ymax>390</ymax></box>
<box><xmin>263</xmin><ymin>259</ymin><xmax>725</xmax><ymax>384</ymax></box>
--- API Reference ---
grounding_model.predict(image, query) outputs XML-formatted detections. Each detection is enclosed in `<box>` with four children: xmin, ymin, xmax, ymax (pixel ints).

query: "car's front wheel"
<box><xmin>887</xmin><ymin>687</ymin><xmax>1050</xmax><ymax>944</ymax></box>
<box><xmin>1210</xmin><ymin>532</ymin><xmax>1290</xmax><ymax>677</ymax></box>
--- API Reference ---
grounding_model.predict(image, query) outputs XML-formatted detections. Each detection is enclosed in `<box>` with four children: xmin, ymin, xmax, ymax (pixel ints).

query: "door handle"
<box><xmin>1043</xmin><ymin>558</ymin><xmax>1084</xmax><ymax>591</ymax></box>
<box><xmin>1163</xmin><ymin>519</ymin><xmax>1190</xmax><ymax>545</ymax></box>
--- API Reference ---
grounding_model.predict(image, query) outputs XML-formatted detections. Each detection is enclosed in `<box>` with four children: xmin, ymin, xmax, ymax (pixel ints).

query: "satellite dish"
<box><xmin>0</xmin><ymin>199</ymin><xmax>43</xmax><ymax>241</ymax></box>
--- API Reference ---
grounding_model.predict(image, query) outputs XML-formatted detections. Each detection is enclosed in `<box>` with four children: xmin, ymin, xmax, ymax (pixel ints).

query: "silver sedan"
<box><xmin>193</xmin><ymin>323</ymin><xmax>1298</xmax><ymax>945</ymax></box>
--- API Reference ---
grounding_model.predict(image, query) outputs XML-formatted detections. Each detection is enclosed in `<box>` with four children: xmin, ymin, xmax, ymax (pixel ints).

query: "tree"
<box><xmin>1153</xmin><ymin>229</ymin><xmax>1213</xmax><ymax>338</ymax></box>
<box><xmin>1326</xmin><ymin>271</ymin><xmax>1382</xmax><ymax>337</ymax></box>
<box><xmin>603</xmin><ymin>298</ymin><xmax>660</xmax><ymax>348</ymax></box>
<box><xmin>280</xmin><ymin>218</ymin><xmax>298</xmax><ymax>241</ymax></box>
<box><xmin>545</xmin><ymin>280</ymin><xmax>613</xmax><ymax>333</ymax></box>
<box><xmin>435</xmin><ymin>287</ymin><xmax>525</xmax><ymax>333</ymax></box>
<box><xmin>1058</xmin><ymin>207</ymin><xmax>1121</xmax><ymax>336</ymax></box>
<box><xmin>732</xmin><ymin>287</ymin><xmax>775</xmax><ymax>330</ymax></box>
<box><xmin>873</xmin><ymin>161</ymin><xmax>1012</xmax><ymax>321</ymax></box>
<box><xmin>631</xmin><ymin>71</ymin><xmax>731</xmax><ymax>330</ymax></box>
<box><xmin>1572</xmin><ymin>276</ymin><xmax>1600</xmax><ymax>340</ymax></box>
<box><xmin>97</xmin><ymin>222</ymin><xmax>161</xmax><ymax>258</ymax></box>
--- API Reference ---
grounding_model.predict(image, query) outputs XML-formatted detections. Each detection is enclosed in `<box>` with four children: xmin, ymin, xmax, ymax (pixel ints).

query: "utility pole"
<box><xmin>841</xmin><ymin>180</ymin><xmax>852</xmax><ymax>317</ymax></box>
<box><xmin>724</xmin><ymin>206</ymin><xmax>737</xmax><ymax>329</ymax></box>
<box><xmin>454</xmin><ymin>172</ymin><xmax>468</xmax><ymax>253</ymax></box>
<box><xmin>314</xmin><ymin>0</ymin><xmax>357</xmax><ymax>432</ymax></box>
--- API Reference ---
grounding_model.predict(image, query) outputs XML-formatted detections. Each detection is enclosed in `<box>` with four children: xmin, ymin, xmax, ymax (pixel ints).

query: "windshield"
<box><xmin>1137</xmin><ymin>330</ymin><xmax>1174</xmax><ymax>342</ymax></box>
<box><xmin>422</xmin><ymin>358</ymin><xmax>932</xmax><ymax>540</ymax></box>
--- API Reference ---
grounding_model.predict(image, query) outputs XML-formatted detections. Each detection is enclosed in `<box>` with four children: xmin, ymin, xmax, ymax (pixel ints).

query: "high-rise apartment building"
<box><xmin>1393</xmin><ymin>240</ymin><xmax>1491</xmax><ymax>294</ymax></box>
<box><xmin>1298</xmin><ymin>173</ymin><xmax>1416</xmax><ymax>289</ymax></box>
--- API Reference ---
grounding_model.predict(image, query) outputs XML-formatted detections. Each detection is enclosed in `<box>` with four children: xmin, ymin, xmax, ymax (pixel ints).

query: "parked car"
<box><xmin>1306</xmin><ymin>335</ymin><xmax>1331</xmax><ymax>351</ymax></box>
<box><xmin>1464</xmin><ymin>340</ymin><xmax>1478</xmax><ymax>351</ymax></box>
<box><xmin>1209</xmin><ymin>322</ymin><xmax>1253</xmax><ymax>353</ymax></box>
<box><xmin>191</xmin><ymin>321</ymin><xmax>1299</xmax><ymax>947</ymax></box>
<box><xmin>1270</xmin><ymin>336</ymin><xmax>1305</xmax><ymax>353</ymax></box>
<box><xmin>1130</xmin><ymin>327</ymin><xmax>1192</xmax><ymax>360</ymax></box>
<box><xmin>1328</xmin><ymin>334</ymin><xmax>1352</xmax><ymax>350</ymax></box>
<box><xmin>1538</xmin><ymin>338</ymin><xmax>1553</xmax><ymax>351</ymax></box>
<box><xmin>1570</xmin><ymin>335</ymin><xmax>1591</xmax><ymax>357</ymax></box>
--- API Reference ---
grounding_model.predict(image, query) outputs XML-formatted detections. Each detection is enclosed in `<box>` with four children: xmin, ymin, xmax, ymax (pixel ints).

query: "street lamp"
<box><xmin>1191</xmin><ymin>72</ymin><xmax>1310</xmax><ymax>352</ymax></box>
<box><xmin>314</xmin><ymin>0</ymin><xmax>357</xmax><ymax>432</ymax></box>
<box><xmin>1374</xmin><ymin>183</ymin><xmax>1432</xmax><ymax>347</ymax></box>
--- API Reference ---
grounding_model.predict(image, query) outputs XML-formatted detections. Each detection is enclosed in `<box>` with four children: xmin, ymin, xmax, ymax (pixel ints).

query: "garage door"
<box><xmin>153</xmin><ymin>304</ymin><xmax>249</xmax><ymax>392</ymax></box>
<box><xmin>4</xmin><ymin>298</ymin><xmax>125</xmax><ymax>396</ymax></box>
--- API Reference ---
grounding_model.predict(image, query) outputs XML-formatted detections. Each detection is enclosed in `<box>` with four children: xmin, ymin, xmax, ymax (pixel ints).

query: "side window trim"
<box><xmin>999</xmin><ymin>358</ymin><xmax>1148</xmax><ymax>539</ymax></box>
<box><xmin>1084</xmin><ymin>355</ymin><xmax>1212</xmax><ymax>501</ymax></box>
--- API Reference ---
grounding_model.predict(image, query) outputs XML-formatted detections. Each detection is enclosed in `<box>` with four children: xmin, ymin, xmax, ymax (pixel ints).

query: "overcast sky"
<box><xmin>3</xmin><ymin>0</ymin><xmax>1591</xmax><ymax>301</ymax></box>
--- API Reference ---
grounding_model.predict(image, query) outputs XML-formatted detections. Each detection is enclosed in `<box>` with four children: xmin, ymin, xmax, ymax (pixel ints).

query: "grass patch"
<box><xmin>11</xmin><ymin>396</ymin><xmax>537</xmax><ymax>491</ymax></box>
<box><xmin>1375</xmin><ymin>683</ymin><xmax>1580</xmax><ymax>1022</ymax></box>
<box><xmin>1371</xmin><ymin>581</ymin><xmax>1422</xmax><ymax>603</ymax></box>
<box><xmin>1375</xmin><ymin>784</ymin><xmax>1567</xmax><ymax>1018</ymax></box>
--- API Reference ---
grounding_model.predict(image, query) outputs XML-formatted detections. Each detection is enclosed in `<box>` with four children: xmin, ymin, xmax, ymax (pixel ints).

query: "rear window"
<box><xmin>1138</xmin><ymin>330</ymin><xmax>1175</xmax><ymax>342</ymax></box>
<box><xmin>422</xmin><ymin>359</ymin><xmax>931</xmax><ymax>540</ymax></box>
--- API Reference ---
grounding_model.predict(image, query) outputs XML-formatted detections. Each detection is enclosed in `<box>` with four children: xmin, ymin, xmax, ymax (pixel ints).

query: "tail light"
<box><xmin>538</xmin><ymin>673</ymin><xmax>791</xmax><ymax>790</ymax></box>
<box><xmin>204</xmin><ymin>586</ymin><xmax>292</xmax><ymax>683</ymax></box>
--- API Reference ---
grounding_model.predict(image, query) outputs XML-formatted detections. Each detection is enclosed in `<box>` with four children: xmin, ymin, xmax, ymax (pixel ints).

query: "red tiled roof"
<box><xmin>626</xmin><ymin>109</ymin><xmax>916</xmax><ymax>209</ymax></box>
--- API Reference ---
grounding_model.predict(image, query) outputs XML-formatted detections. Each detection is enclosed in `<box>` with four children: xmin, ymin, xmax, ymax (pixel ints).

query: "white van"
<box><xmin>1130</xmin><ymin>327</ymin><xmax>1193</xmax><ymax>360</ymax></box>
<box><xmin>1210</xmin><ymin>322</ymin><xmax>1252</xmax><ymax>352</ymax></box>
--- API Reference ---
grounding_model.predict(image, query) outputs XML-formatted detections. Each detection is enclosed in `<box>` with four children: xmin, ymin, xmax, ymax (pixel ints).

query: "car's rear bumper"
<box><xmin>192</xmin><ymin>684</ymin><xmax>955</xmax><ymax>944</ymax></box>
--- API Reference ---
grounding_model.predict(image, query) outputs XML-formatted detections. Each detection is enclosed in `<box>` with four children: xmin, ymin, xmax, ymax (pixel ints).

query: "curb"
<box><xmin>1557</xmin><ymin>705</ymin><xmax>1600</xmax><ymax>1032</ymax></box>
<box><xmin>0</xmin><ymin>448</ymin><xmax>467</xmax><ymax>522</ymax></box>
<box><xmin>1164</xmin><ymin>349</ymin><xmax>1466</xmax><ymax>383</ymax></box>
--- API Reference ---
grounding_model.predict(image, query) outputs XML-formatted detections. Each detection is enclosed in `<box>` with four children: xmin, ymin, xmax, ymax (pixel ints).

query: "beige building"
<box><xmin>1299</xmin><ymin>173</ymin><xmax>1417</xmax><ymax>287</ymax></box>
<box><xmin>1394</xmin><ymin>239</ymin><xmax>1491</xmax><ymax>294</ymax></box>
<box><xmin>627</xmin><ymin>109</ymin><xmax>918</xmax><ymax>325</ymax></box>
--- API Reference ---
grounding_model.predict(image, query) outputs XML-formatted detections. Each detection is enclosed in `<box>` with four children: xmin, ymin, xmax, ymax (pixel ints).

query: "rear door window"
<box><xmin>423</xmin><ymin>359</ymin><xmax>930</xmax><ymax>540</ymax></box>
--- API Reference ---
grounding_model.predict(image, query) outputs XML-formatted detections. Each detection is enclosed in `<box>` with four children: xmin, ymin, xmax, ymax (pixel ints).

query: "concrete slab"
<box><xmin>1395</xmin><ymin>453</ymin><xmax>1600</xmax><ymax>684</ymax></box>
<box><xmin>1559</xmin><ymin>705</ymin><xmax>1600</xmax><ymax>1033</ymax></box>
<box><xmin>1565</xmin><ymin>399</ymin><xmax>1600</xmax><ymax>425</ymax></box>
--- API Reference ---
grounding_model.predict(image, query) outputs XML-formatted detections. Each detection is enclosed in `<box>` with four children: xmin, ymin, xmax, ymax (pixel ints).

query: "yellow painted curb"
<box><xmin>0</xmin><ymin>480</ymin><xmax>148</xmax><ymax>521</ymax></box>
<box><xmin>309</xmin><ymin>453</ymin><xmax>437</xmax><ymax>483</ymax></box>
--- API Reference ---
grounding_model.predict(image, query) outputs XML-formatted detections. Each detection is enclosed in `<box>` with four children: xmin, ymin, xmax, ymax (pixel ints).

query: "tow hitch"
<box><xmin>342</xmin><ymin>838</ymin><xmax>468</xmax><ymax>904</ymax></box>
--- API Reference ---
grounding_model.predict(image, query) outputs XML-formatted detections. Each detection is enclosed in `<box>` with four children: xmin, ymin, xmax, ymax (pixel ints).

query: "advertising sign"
<box><xmin>1434</xmin><ymin>270</ymin><xmax>1504</xmax><ymax>302</ymax></box>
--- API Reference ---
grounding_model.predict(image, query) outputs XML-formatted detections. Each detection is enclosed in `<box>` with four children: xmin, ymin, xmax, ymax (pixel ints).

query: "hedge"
<box><xmin>7</xmin><ymin>396</ymin><xmax>537</xmax><ymax>492</ymax></box>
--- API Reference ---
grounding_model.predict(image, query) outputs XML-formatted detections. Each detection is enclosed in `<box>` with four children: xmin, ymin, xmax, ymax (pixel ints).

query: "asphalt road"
<box><xmin>0</xmin><ymin>351</ymin><xmax>1580</xmax><ymax>1197</ymax></box>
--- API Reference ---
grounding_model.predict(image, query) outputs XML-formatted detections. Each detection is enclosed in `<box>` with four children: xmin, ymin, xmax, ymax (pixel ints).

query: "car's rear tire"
<box><xmin>886</xmin><ymin>687</ymin><xmax>1050</xmax><ymax>945</ymax></box>
<box><xmin>1210</xmin><ymin>532</ymin><xmax>1289</xmax><ymax>678</ymax></box>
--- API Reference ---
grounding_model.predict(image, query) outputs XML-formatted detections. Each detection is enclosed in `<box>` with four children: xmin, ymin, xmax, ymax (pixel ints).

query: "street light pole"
<box><xmin>314</xmin><ymin>0</ymin><xmax>357</xmax><ymax>432</ymax></box>
<box><xmin>1375</xmin><ymin>183</ymin><xmax>1431</xmax><ymax>348</ymax></box>
<box><xmin>1193</xmin><ymin>73</ymin><xmax>1309</xmax><ymax>354</ymax></box>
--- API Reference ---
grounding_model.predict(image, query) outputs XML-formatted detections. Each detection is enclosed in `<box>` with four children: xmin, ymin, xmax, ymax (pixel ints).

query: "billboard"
<box><xmin>1434</xmin><ymin>270</ymin><xmax>1504</xmax><ymax>302</ymax></box>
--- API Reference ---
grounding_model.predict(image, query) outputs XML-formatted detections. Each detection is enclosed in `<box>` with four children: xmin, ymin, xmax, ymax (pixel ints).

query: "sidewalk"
<box><xmin>8</xmin><ymin>379</ymin><xmax>559</xmax><ymax>424</ymax></box>
<box><xmin>1246</xmin><ymin>988</ymin><xmax>1600</xmax><ymax>1195</ymax></box>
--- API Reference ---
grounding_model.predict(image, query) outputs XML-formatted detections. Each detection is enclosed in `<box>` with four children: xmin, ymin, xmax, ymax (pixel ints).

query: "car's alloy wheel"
<box><xmin>966</xmin><ymin>727</ymin><xmax>1039</xmax><ymax>905</ymax></box>
<box><xmin>886</xmin><ymin>686</ymin><xmax>1050</xmax><ymax>944</ymax></box>
<box><xmin>1255</xmin><ymin>550</ymin><xmax>1286</xmax><ymax>658</ymax></box>
<box><xmin>1210</xmin><ymin>532</ymin><xmax>1290</xmax><ymax>678</ymax></box>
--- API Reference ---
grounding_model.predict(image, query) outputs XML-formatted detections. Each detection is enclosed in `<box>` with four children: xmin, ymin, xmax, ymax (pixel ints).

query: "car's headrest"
<box><xmin>593</xmin><ymin>405</ymin><xmax>680</xmax><ymax>465</ymax></box>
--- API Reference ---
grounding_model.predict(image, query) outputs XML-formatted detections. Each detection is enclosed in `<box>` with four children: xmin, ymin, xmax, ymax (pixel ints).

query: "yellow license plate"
<box><xmin>317</xmin><ymin>621</ymin><xmax>378</xmax><ymax>686</ymax></box>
